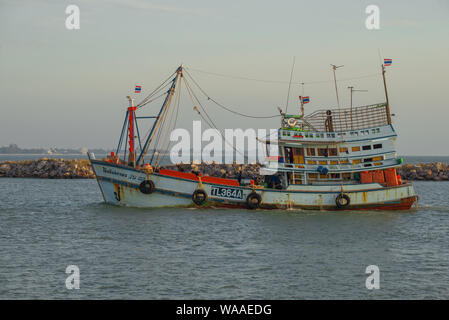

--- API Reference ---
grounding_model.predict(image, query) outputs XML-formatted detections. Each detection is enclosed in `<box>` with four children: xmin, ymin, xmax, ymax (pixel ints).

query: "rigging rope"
<box><xmin>136</xmin><ymin>71</ymin><xmax>176</xmax><ymax>109</ymax></box>
<box><xmin>184</xmin><ymin>69</ymin><xmax>281</xmax><ymax>119</ymax></box>
<box><xmin>186</xmin><ymin>67</ymin><xmax>380</xmax><ymax>85</ymax></box>
<box><xmin>155</xmin><ymin>78</ymin><xmax>182</xmax><ymax>167</ymax></box>
<box><xmin>182</xmin><ymin>75</ymin><xmax>247</xmax><ymax>159</ymax></box>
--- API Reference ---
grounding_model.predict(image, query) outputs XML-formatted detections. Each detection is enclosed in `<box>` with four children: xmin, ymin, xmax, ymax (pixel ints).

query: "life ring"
<box><xmin>192</xmin><ymin>189</ymin><xmax>207</xmax><ymax>205</ymax></box>
<box><xmin>246</xmin><ymin>192</ymin><xmax>262</xmax><ymax>209</ymax></box>
<box><xmin>336</xmin><ymin>194</ymin><xmax>350</xmax><ymax>208</ymax></box>
<box><xmin>287</xmin><ymin>118</ymin><xmax>297</xmax><ymax>127</ymax></box>
<box><xmin>139</xmin><ymin>180</ymin><xmax>155</xmax><ymax>194</ymax></box>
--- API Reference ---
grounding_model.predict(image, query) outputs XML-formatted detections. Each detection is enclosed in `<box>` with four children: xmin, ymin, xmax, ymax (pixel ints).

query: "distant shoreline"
<box><xmin>0</xmin><ymin>153</ymin><xmax>88</xmax><ymax>156</ymax></box>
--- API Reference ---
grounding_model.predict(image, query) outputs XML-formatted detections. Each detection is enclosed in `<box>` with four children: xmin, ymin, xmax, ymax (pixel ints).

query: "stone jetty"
<box><xmin>0</xmin><ymin>158</ymin><xmax>448</xmax><ymax>181</ymax></box>
<box><xmin>397</xmin><ymin>162</ymin><xmax>449</xmax><ymax>181</ymax></box>
<box><xmin>0</xmin><ymin>158</ymin><xmax>95</xmax><ymax>179</ymax></box>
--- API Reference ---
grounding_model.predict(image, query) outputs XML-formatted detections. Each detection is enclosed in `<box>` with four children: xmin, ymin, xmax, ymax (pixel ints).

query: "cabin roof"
<box><xmin>297</xmin><ymin>103</ymin><xmax>389</xmax><ymax>132</ymax></box>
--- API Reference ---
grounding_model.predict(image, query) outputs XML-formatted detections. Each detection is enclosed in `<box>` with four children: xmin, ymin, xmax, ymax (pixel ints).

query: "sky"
<box><xmin>0</xmin><ymin>0</ymin><xmax>448</xmax><ymax>155</ymax></box>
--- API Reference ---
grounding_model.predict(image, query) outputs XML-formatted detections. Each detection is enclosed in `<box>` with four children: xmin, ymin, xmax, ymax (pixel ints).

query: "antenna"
<box><xmin>331</xmin><ymin>64</ymin><xmax>344</xmax><ymax>129</ymax></box>
<box><xmin>285</xmin><ymin>56</ymin><xmax>296</xmax><ymax>113</ymax></box>
<box><xmin>348</xmin><ymin>86</ymin><xmax>368</xmax><ymax>130</ymax></box>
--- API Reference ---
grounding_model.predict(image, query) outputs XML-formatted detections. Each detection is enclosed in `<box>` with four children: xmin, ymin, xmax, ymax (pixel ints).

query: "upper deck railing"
<box><xmin>300</xmin><ymin>103</ymin><xmax>389</xmax><ymax>132</ymax></box>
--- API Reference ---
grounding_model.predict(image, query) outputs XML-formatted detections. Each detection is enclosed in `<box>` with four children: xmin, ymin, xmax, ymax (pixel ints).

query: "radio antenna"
<box><xmin>285</xmin><ymin>56</ymin><xmax>296</xmax><ymax>113</ymax></box>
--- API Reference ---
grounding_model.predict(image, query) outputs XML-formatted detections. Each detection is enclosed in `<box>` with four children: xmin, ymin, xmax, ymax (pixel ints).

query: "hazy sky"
<box><xmin>1</xmin><ymin>0</ymin><xmax>448</xmax><ymax>155</ymax></box>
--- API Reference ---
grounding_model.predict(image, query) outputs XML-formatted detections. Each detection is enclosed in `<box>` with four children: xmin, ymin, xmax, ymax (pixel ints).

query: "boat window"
<box><xmin>331</xmin><ymin>173</ymin><xmax>341</xmax><ymax>179</ymax></box>
<box><xmin>339</xmin><ymin>147</ymin><xmax>348</xmax><ymax>153</ymax></box>
<box><xmin>373</xmin><ymin>143</ymin><xmax>382</xmax><ymax>149</ymax></box>
<box><xmin>306</xmin><ymin>148</ymin><xmax>316</xmax><ymax>156</ymax></box>
<box><xmin>362</xmin><ymin>145</ymin><xmax>372</xmax><ymax>150</ymax></box>
<box><xmin>352</xmin><ymin>146</ymin><xmax>361</xmax><ymax>152</ymax></box>
<box><xmin>318</xmin><ymin>148</ymin><xmax>328</xmax><ymax>157</ymax></box>
<box><xmin>284</xmin><ymin>147</ymin><xmax>293</xmax><ymax>163</ymax></box>
<box><xmin>329</xmin><ymin>148</ymin><xmax>337</xmax><ymax>156</ymax></box>
<box><xmin>293</xmin><ymin>148</ymin><xmax>304</xmax><ymax>155</ymax></box>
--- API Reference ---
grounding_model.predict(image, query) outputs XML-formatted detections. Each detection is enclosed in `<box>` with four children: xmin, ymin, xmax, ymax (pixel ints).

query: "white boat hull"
<box><xmin>90</xmin><ymin>160</ymin><xmax>418</xmax><ymax>210</ymax></box>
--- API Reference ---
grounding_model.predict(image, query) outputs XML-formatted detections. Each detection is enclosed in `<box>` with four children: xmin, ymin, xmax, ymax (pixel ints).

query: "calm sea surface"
<box><xmin>0</xmin><ymin>155</ymin><xmax>448</xmax><ymax>299</ymax></box>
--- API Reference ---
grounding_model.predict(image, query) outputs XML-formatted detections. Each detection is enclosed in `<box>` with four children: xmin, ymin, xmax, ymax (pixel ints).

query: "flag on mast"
<box><xmin>383</xmin><ymin>59</ymin><xmax>392</xmax><ymax>66</ymax></box>
<box><xmin>135</xmin><ymin>85</ymin><xmax>142</xmax><ymax>93</ymax></box>
<box><xmin>302</xmin><ymin>96</ymin><xmax>310</xmax><ymax>104</ymax></box>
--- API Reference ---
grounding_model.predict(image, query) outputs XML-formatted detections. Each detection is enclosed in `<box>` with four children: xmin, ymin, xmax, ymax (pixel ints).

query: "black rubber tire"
<box><xmin>139</xmin><ymin>180</ymin><xmax>155</xmax><ymax>194</ymax></box>
<box><xmin>336</xmin><ymin>194</ymin><xmax>351</xmax><ymax>208</ymax></box>
<box><xmin>192</xmin><ymin>189</ymin><xmax>207</xmax><ymax>205</ymax></box>
<box><xmin>246</xmin><ymin>192</ymin><xmax>262</xmax><ymax>209</ymax></box>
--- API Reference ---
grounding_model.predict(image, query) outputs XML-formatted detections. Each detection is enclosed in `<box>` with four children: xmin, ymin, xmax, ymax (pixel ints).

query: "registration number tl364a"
<box><xmin>210</xmin><ymin>186</ymin><xmax>244</xmax><ymax>200</ymax></box>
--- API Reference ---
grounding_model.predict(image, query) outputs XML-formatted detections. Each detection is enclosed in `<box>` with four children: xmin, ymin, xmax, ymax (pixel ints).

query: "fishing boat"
<box><xmin>88</xmin><ymin>64</ymin><xmax>417</xmax><ymax>210</ymax></box>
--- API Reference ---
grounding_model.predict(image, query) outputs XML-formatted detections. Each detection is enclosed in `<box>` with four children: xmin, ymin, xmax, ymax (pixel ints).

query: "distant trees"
<box><xmin>0</xmin><ymin>144</ymin><xmax>111</xmax><ymax>154</ymax></box>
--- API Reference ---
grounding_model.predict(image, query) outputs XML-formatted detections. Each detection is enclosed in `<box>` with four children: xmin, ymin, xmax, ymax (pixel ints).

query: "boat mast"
<box><xmin>127</xmin><ymin>97</ymin><xmax>137</xmax><ymax>167</ymax></box>
<box><xmin>136</xmin><ymin>65</ymin><xmax>183</xmax><ymax>166</ymax></box>
<box><xmin>381</xmin><ymin>64</ymin><xmax>392</xmax><ymax>124</ymax></box>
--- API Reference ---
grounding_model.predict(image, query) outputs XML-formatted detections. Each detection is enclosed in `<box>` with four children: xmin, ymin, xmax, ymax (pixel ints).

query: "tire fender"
<box><xmin>246</xmin><ymin>192</ymin><xmax>262</xmax><ymax>209</ymax></box>
<box><xmin>139</xmin><ymin>180</ymin><xmax>155</xmax><ymax>194</ymax></box>
<box><xmin>336</xmin><ymin>194</ymin><xmax>350</xmax><ymax>208</ymax></box>
<box><xmin>192</xmin><ymin>189</ymin><xmax>208</xmax><ymax>205</ymax></box>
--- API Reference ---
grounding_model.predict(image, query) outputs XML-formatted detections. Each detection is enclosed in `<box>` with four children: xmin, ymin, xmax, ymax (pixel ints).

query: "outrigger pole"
<box><xmin>136</xmin><ymin>65</ymin><xmax>183</xmax><ymax>166</ymax></box>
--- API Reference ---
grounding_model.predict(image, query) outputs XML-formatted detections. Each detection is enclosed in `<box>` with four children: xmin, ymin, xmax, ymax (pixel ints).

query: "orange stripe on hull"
<box><xmin>207</xmin><ymin>196</ymin><xmax>418</xmax><ymax>211</ymax></box>
<box><xmin>347</xmin><ymin>196</ymin><xmax>417</xmax><ymax>211</ymax></box>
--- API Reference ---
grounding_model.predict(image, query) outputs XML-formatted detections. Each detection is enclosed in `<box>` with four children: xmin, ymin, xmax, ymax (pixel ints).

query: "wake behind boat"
<box><xmin>88</xmin><ymin>65</ymin><xmax>417</xmax><ymax>210</ymax></box>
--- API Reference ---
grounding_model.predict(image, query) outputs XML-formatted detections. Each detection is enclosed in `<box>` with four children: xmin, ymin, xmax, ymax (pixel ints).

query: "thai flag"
<box><xmin>302</xmin><ymin>96</ymin><xmax>310</xmax><ymax>104</ymax></box>
<box><xmin>135</xmin><ymin>85</ymin><xmax>142</xmax><ymax>93</ymax></box>
<box><xmin>384</xmin><ymin>59</ymin><xmax>392</xmax><ymax>66</ymax></box>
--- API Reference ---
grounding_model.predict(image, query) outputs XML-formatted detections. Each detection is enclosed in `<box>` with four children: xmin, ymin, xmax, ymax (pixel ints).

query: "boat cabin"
<box><xmin>265</xmin><ymin>103</ymin><xmax>403</xmax><ymax>187</ymax></box>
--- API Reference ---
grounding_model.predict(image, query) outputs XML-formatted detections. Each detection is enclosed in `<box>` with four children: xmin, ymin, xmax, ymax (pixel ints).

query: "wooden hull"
<box><xmin>90</xmin><ymin>160</ymin><xmax>418</xmax><ymax>211</ymax></box>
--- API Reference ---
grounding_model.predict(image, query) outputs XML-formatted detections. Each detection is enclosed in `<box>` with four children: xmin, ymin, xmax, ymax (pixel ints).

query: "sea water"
<box><xmin>0</xmin><ymin>177</ymin><xmax>448</xmax><ymax>299</ymax></box>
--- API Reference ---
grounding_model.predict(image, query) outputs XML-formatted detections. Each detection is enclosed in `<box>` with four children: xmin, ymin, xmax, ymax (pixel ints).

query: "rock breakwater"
<box><xmin>0</xmin><ymin>158</ymin><xmax>448</xmax><ymax>181</ymax></box>
<box><xmin>0</xmin><ymin>158</ymin><xmax>95</xmax><ymax>179</ymax></box>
